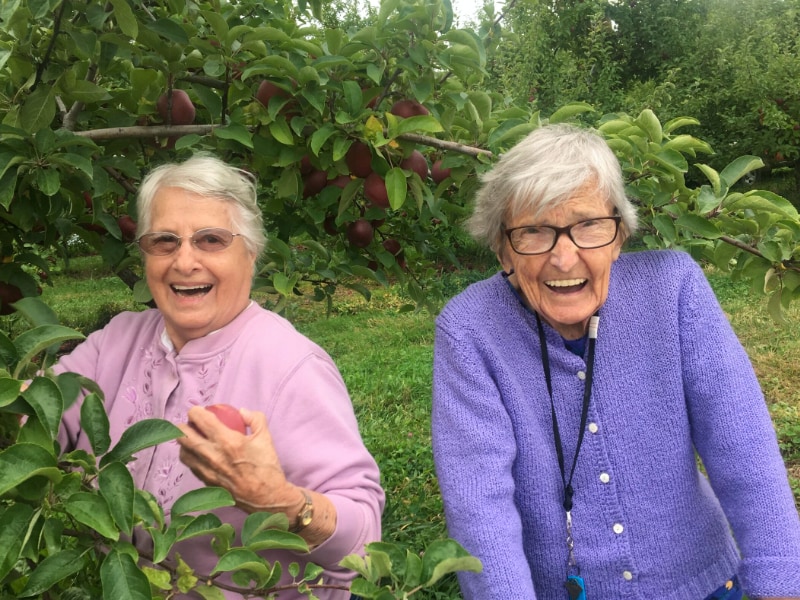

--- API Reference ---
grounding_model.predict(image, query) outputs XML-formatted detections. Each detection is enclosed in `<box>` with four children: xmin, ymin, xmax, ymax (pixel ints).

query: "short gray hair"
<box><xmin>136</xmin><ymin>154</ymin><xmax>266</xmax><ymax>257</ymax></box>
<box><xmin>467</xmin><ymin>123</ymin><xmax>638</xmax><ymax>254</ymax></box>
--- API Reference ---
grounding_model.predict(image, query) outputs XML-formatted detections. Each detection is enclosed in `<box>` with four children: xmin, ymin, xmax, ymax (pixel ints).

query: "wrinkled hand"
<box><xmin>177</xmin><ymin>406</ymin><xmax>299</xmax><ymax>514</ymax></box>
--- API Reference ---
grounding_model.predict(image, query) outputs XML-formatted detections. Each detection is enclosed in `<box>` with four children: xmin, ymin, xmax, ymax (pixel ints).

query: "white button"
<box><xmin>599</xmin><ymin>472</ymin><xmax>610</xmax><ymax>483</ymax></box>
<box><xmin>577</xmin><ymin>371</ymin><xmax>586</xmax><ymax>380</ymax></box>
<box><xmin>588</xmin><ymin>422</ymin><xmax>599</xmax><ymax>433</ymax></box>
<box><xmin>613</xmin><ymin>523</ymin><xmax>624</xmax><ymax>534</ymax></box>
<box><xmin>623</xmin><ymin>571</ymin><xmax>633</xmax><ymax>581</ymax></box>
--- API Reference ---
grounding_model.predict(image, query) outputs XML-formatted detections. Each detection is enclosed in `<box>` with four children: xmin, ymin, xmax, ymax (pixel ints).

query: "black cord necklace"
<box><xmin>535</xmin><ymin>311</ymin><xmax>599</xmax><ymax>600</ymax></box>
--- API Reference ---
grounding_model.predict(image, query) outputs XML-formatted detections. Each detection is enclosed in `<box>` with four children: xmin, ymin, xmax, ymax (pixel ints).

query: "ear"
<box><xmin>496</xmin><ymin>249</ymin><xmax>514</xmax><ymax>275</ymax></box>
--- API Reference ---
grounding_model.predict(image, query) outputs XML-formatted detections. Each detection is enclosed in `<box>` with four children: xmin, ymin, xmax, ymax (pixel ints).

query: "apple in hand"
<box><xmin>205</xmin><ymin>404</ymin><xmax>247</xmax><ymax>434</ymax></box>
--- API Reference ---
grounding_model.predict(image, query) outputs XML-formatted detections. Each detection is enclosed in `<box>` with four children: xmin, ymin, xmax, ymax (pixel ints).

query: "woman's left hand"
<box><xmin>177</xmin><ymin>406</ymin><xmax>298</xmax><ymax>514</ymax></box>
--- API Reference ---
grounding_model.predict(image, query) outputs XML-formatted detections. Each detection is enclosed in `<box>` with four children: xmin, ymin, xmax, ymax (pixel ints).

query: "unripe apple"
<box><xmin>401</xmin><ymin>150</ymin><xmax>428</xmax><ymax>181</ymax></box>
<box><xmin>156</xmin><ymin>89</ymin><xmax>196</xmax><ymax>125</ymax></box>
<box><xmin>346</xmin><ymin>141</ymin><xmax>373</xmax><ymax>178</ymax></box>
<box><xmin>364</xmin><ymin>172</ymin><xmax>390</xmax><ymax>209</ymax></box>
<box><xmin>347</xmin><ymin>219</ymin><xmax>374</xmax><ymax>248</ymax></box>
<box><xmin>205</xmin><ymin>404</ymin><xmax>247</xmax><ymax>434</ymax></box>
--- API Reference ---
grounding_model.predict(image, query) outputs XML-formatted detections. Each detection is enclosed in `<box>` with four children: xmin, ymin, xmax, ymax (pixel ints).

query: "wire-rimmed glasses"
<box><xmin>136</xmin><ymin>228</ymin><xmax>242</xmax><ymax>256</ymax></box>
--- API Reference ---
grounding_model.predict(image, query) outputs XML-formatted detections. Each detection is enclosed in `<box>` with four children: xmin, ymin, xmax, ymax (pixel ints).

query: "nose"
<box><xmin>171</xmin><ymin>237</ymin><xmax>202</xmax><ymax>273</ymax></box>
<box><xmin>548</xmin><ymin>231</ymin><xmax>580</xmax><ymax>271</ymax></box>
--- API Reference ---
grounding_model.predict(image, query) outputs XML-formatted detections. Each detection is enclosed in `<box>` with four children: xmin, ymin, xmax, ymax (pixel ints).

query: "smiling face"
<box><xmin>145</xmin><ymin>187</ymin><xmax>256</xmax><ymax>351</ymax></box>
<box><xmin>499</xmin><ymin>181</ymin><xmax>623</xmax><ymax>339</ymax></box>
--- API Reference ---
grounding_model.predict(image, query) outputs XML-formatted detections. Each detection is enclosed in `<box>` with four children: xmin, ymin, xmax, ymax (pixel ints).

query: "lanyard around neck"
<box><xmin>535</xmin><ymin>312</ymin><xmax>599</xmax><ymax>514</ymax></box>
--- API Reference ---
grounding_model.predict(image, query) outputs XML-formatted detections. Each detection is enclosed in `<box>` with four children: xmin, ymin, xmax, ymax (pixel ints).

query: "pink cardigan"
<box><xmin>57</xmin><ymin>302</ymin><xmax>384</xmax><ymax>599</ymax></box>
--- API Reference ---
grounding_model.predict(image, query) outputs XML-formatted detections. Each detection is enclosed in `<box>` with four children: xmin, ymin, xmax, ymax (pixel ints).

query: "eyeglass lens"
<box><xmin>509</xmin><ymin>217</ymin><xmax>619</xmax><ymax>254</ymax></box>
<box><xmin>137</xmin><ymin>228</ymin><xmax>237</xmax><ymax>255</ymax></box>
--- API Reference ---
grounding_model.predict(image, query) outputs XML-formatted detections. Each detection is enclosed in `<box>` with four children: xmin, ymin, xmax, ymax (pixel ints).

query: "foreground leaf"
<box><xmin>100</xmin><ymin>418</ymin><xmax>183</xmax><ymax>467</ymax></box>
<box><xmin>18</xmin><ymin>549</ymin><xmax>87</xmax><ymax>597</ymax></box>
<box><xmin>100</xmin><ymin>550</ymin><xmax>151</xmax><ymax>600</ymax></box>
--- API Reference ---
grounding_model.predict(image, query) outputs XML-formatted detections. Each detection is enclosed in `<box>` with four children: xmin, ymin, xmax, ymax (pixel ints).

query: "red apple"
<box><xmin>256</xmin><ymin>80</ymin><xmax>288</xmax><ymax>107</ymax></box>
<box><xmin>364</xmin><ymin>172</ymin><xmax>390</xmax><ymax>209</ymax></box>
<box><xmin>328</xmin><ymin>174</ymin><xmax>352</xmax><ymax>189</ymax></box>
<box><xmin>390</xmin><ymin>99</ymin><xmax>429</xmax><ymax>118</ymax></box>
<box><xmin>401</xmin><ymin>150</ymin><xmax>428</xmax><ymax>180</ymax></box>
<box><xmin>382</xmin><ymin>238</ymin><xmax>403</xmax><ymax>259</ymax></box>
<box><xmin>431</xmin><ymin>159</ymin><xmax>451</xmax><ymax>184</ymax></box>
<box><xmin>0</xmin><ymin>282</ymin><xmax>23</xmax><ymax>316</ymax></box>
<box><xmin>206</xmin><ymin>404</ymin><xmax>247</xmax><ymax>434</ymax></box>
<box><xmin>347</xmin><ymin>219</ymin><xmax>374</xmax><ymax>248</ymax></box>
<box><xmin>156</xmin><ymin>89</ymin><xmax>196</xmax><ymax>125</ymax></box>
<box><xmin>118</xmin><ymin>215</ymin><xmax>137</xmax><ymax>243</ymax></box>
<box><xmin>346</xmin><ymin>141</ymin><xmax>373</xmax><ymax>178</ymax></box>
<box><xmin>323</xmin><ymin>214</ymin><xmax>339</xmax><ymax>236</ymax></box>
<box><xmin>302</xmin><ymin>169</ymin><xmax>328</xmax><ymax>198</ymax></box>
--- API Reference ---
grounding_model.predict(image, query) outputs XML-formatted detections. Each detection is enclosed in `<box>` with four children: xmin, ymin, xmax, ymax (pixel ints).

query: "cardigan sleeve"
<box><xmin>262</xmin><ymin>350</ymin><xmax>385</xmax><ymax>576</ymax></box>
<box><xmin>678</xmin><ymin>258</ymin><xmax>800</xmax><ymax>597</ymax></box>
<box><xmin>432</xmin><ymin>318</ymin><xmax>537</xmax><ymax>600</ymax></box>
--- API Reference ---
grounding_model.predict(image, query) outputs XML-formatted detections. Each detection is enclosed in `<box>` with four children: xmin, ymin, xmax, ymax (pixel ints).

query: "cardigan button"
<box><xmin>599</xmin><ymin>472</ymin><xmax>610</xmax><ymax>483</ymax></box>
<box><xmin>622</xmin><ymin>570</ymin><xmax>633</xmax><ymax>581</ymax></box>
<box><xmin>577</xmin><ymin>370</ymin><xmax>586</xmax><ymax>380</ymax></box>
<box><xmin>588</xmin><ymin>422</ymin><xmax>599</xmax><ymax>434</ymax></box>
<box><xmin>613</xmin><ymin>523</ymin><xmax>624</xmax><ymax>534</ymax></box>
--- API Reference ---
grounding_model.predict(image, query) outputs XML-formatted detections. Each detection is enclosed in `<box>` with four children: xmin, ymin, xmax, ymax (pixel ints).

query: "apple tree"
<box><xmin>0</xmin><ymin>0</ymin><xmax>798</xmax><ymax>320</ymax></box>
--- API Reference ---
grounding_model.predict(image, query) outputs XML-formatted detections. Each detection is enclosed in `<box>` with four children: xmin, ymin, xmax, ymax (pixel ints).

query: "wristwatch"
<box><xmin>291</xmin><ymin>489</ymin><xmax>314</xmax><ymax>533</ymax></box>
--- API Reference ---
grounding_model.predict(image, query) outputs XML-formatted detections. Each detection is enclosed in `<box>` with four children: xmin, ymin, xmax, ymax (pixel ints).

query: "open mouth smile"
<box><xmin>545</xmin><ymin>278</ymin><xmax>587</xmax><ymax>293</ymax></box>
<box><xmin>171</xmin><ymin>284</ymin><xmax>213</xmax><ymax>297</ymax></box>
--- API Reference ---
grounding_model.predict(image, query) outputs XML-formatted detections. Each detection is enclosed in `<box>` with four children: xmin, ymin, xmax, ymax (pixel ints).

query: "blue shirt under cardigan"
<box><xmin>432</xmin><ymin>249</ymin><xmax>800</xmax><ymax>600</ymax></box>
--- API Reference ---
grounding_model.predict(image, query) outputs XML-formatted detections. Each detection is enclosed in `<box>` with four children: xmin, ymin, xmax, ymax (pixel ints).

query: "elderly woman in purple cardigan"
<box><xmin>56</xmin><ymin>155</ymin><xmax>384</xmax><ymax>599</ymax></box>
<box><xmin>432</xmin><ymin>124</ymin><xmax>800</xmax><ymax>600</ymax></box>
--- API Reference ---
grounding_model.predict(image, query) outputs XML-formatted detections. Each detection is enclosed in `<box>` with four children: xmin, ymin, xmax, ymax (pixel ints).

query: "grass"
<box><xmin>10</xmin><ymin>253</ymin><xmax>800</xmax><ymax>598</ymax></box>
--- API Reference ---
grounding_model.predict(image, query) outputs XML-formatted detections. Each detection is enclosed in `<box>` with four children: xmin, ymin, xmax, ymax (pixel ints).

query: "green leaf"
<box><xmin>548</xmin><ymin>102</ymin><xmax>594</xmax><ymax>124</ymax></box>
<box><xmin>171</xmin><ymin>487</ymin><xmax>235</xmax><ymax>516</ymax></box>
<box><xmin>18</xmin><ymin>549</ymin><xmax>87</xmax><ymax>597</ymax></box>
<box><xmin>244</xmin><ymin>528</ymin><xmax>308</xmax><ymax>553</ymax></box>
<box><xmin>11</xmin><ymin>296</ymin><xmax>59</xmax><ymax>326</ymax></box>
<box><xmin>0</xmin><ymin>443</ymin><xmax>61</xmax><ymax>496</ymax></box>
<box><xmin>174</xmin><ymin>513</ymin><xmax>225</xmax><ymax>542</ymax></box>
<box><xmin>635</xmin><ymin>108</ymin><xmax>663</xmax><ymax>143</ymax></box>
<box><xmin>213</xmin><ymin>124</ymin><xmax>253</xmax><ymax>149</ymax></box>
<box><xmin>62</xmin><ymin>79</ymin><xmax>112</xmax><ymax>103</ymax></box>
<box><xmin>420</xmin><ymin>539</ymin><xmax>482</xmax><ymax>586</ymax></box>
<box><xmin>267</xmin><ymin>118</ymin><xmax>293</xmax><ymax>146</ymax></box>
<box><xmin>65</xmin><ymin>491</ymin><xmax>119</xmax><ymax>540</ymax></box>
<box><xmin>675</xmin><ymin>214</ymin><xmax>722</xmax><ymax>239</ymax></box>
<box><xmin>0</xmin><ymin>503</ymin><xmax>34</xmax><ymax>581</ymax></box>
<box><xmin>99</xmin><ymin>461</ymin><xmax>135</xmax><ymax>535</ymax></box>
<box><xmin>719</xmin><ymin>155</ymin><xmax>765</xmax><ymax>188</ymax></box>
<box><xmin>767</xmin><ymin>289</ymin><xmax>788</xmax><ymax>325</ymax></box>
<box><xmin>109</xmin><ymin>0</ymin><xmax>138</xmax><ymax>38</ymax></box>
<box><xmin>19</xmin><ymin>86</ymin><xmax>56</xmax><ymax>134</ymax></box>
<box><xmin>385</xmin><ymin>167</ymin><xmax>407</xmax><ymax>210</ymax></box>
<box><xmin>100</xmin><ymin>550</ymin><xmax>151</xmax><ymax>600</ymax></box>
<box><xmin>0</xmin><ymin>331</ymin><xmax>17</xmax><ymax>370</ymax></box>
<box><xmin>12</xmin><ymin>325</ymin><xmax>85</xmax><ymax>379</ymax></box>
<box><xmin>210</xmin><ymin>548</ymin><xmax>272</xmax><ymax>578</ymax></box>
<box><xmin>146</xmin><ymin>18</ymin><xmax>190</xmax><ymax>45</ymax></box>
<box><xmin>395</xmin><ymin>116</ymin><xmax>444</xmax><ymax>136</ymax></box>
<box><xmin>100</xmin><ymin>418</ymin><xmax>183</xmax><ymax>467</ymax></box>
<box><xmin>21</xmin><ymin>376</ymin><xmax>63</xmax><ymax>438</ymax></box>
<box><xmin>0</xmin><ymin>377</ymin><xmax>21</xmax><ymax>407</ymax></box>
<box><xmin>81</xmin><ymin>392</ymin><xmax>111</xmax><ymax>455</ymax></box>
<box><xmin>310</xmin><ymin>124</ymin><xmax>336</xmax><ymax>155</ymax></box>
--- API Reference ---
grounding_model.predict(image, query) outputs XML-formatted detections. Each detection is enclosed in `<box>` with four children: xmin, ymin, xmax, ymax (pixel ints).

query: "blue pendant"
<box><xmin>565</xmin><ymin>574</ymin><xmax>586</xmax><ymax>600</ymax></box>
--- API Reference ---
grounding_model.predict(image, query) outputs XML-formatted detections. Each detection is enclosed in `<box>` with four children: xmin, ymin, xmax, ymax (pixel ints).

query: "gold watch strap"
<box><xmin>290</xmin><ymin>489</ymin><xmax>314</xmax><ymax>533</ymax></box>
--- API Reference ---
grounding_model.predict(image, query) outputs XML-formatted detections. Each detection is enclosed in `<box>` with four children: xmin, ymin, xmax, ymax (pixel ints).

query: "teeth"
<box><xmin>172</xmin><ymin>284</ymin><xmax>212</xmax><ymax>295</ymax></box>
<box><xmin>546</xmin><ymin>278</ymin><xmax>586</xmax><ymax>288</ymax></box>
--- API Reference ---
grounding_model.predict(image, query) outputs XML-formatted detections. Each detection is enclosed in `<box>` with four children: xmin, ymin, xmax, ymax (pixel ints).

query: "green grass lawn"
<box><xmin>11</xmin><ymin>253</ymin><xmax>800</xmax><ymax>599</ymax></box>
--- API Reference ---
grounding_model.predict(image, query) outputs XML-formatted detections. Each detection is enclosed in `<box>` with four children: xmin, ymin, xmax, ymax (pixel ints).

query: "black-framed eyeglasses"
<box><xmin>504</xmin><ymin>216</ymin><xmax>622</xmax><ymax>255</ymax></box>
<box><xmin>136</xmin><ymin>228</ymin><xmax>243</xmax><ymax>256</ymax></box>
